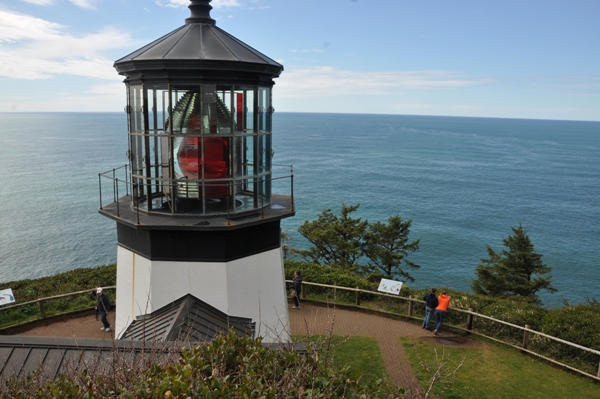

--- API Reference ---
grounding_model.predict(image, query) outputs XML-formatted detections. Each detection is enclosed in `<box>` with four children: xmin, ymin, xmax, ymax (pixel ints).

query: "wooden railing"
<box><xmin>287</xmin><ymin>280</ymin><xmax>600</xmax><ymax>382</ymax></box>
<box><xmin>0</xmin><ymin>286</ymin><xmax>116</xmax><ymax>328</ymax></box>
<box><xmin>2</xmin><ymin>282</ymin><xmax>598</xmax><ymax>381</ymax></box>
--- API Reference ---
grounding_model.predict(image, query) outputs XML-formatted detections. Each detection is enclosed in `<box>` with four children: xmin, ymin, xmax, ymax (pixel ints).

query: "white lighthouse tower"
<box><xmin>99</xmin><ymin>0</ymin><xmax>294</xmax><ymax>343</ymax></box>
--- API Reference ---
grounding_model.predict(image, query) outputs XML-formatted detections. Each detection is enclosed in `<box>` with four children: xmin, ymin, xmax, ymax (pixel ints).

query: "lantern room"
<box><xmin>124</xmin><ymin>83</ymin><xmax>276</xmax><ymax>216</ymax></box>
<box><xmin>110</xmin><ymin>0</ymin><xmax>288</xmax><ymax>218</ymax></box>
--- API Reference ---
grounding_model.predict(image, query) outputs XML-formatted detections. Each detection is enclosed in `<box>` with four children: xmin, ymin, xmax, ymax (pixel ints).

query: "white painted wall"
<box><xmin>114</xmin><ymin>245</ymin><xmax>290</xmax><ymax>343</ymax></box>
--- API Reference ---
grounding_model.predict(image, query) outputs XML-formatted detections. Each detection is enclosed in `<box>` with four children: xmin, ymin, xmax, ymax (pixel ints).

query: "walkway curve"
<box><xmin>289</xmin><ymin>302</ymin><xmax>446</xmax><ymax>388</ymax></box>
<box><xmin>12</xmin><ymin>303</ymin><xmax>463</xmax><ymax>389</ymax></box>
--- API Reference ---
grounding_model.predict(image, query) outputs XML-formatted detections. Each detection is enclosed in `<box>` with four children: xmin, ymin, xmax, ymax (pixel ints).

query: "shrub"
<box><xmin>0</xmin><ymin>265</ymin><xmax>116</xmax><ymax>303</ymax></box>
<box><xmin>284</xmin><ymin>260</ymin><xmax>376</xmax><ymax>303</ymax></box>
<box><xmin>284</xmin><ymin>260</ymin><xmax>374</xmax><ymax>291</ymax></box>
<box><xmin>536</xmin><ymin>302</ymin><xmax>600</xmax><ymax>373</ymax></box>
<box><xmin>1</xmin><ymin>331</ymin><xmax>403</xmax><ymax>398</ymax></box>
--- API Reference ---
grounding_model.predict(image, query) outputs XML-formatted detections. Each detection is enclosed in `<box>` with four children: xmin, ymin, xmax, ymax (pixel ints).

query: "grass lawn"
<box><xmin>401</xmin><ymin>336</ymin><xmax>600</xmax><ymax>399</ymax></box>
<box><xmin>294</xmin><ymin>335</ymin><xmax>388</xmax><ymax>383</ymax></box>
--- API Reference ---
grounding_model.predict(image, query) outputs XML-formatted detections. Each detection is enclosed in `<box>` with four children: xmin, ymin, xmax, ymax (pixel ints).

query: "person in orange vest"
<box><xmin>434</xmin><ymin>291</ymin><xmax>451</xmax><ymax>335</ymax></box>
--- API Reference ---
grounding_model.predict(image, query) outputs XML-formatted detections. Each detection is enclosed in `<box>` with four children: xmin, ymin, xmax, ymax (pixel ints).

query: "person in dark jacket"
<box><xmin>422</xmin><ymin>287</ymin><xmax>438</xmax><ymax>330</ymax></box>
<box><xmin>292</xmin><ymin>271</ymin><xmax>303</xmax><ymax>309</ymax></box>
<box><xmin>96</xmin><ymin>287</ymin><xmax>112</xmax><ymax>332</ymax></box>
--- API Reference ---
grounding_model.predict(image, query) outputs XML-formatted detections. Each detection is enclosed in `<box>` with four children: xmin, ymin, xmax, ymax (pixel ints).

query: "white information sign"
<box><xmin>0</xmin><ymin>289</ymin><xmax>15</xmax><ymax>306</ymax></box>
<box><xmin>377</xmin><ymin>278</ymin><xmax>403</xmax><ymax>295</ymax></box>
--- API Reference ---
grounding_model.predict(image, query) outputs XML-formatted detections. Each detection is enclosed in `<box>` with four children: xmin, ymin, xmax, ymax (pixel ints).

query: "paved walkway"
<box><xmin>289</xmin><ymin>303</ymin><xmax>448</xmax><ymax>388</ymax></box>
<box><xmin>12</xmin><ymin>303</ymin><xmax>465</xmax><ymax>389</ymax></box>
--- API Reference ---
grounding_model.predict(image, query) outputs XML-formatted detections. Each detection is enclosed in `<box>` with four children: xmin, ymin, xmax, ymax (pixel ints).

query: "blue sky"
<box><xmin>0</xmin><ymin>0</ymin><xmax>599</xmax><ymax>121</ymax></box>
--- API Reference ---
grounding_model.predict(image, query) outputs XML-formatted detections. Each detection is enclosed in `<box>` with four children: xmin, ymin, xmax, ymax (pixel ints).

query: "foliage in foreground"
<box><xmin>2</xmin><ymin>332</ymin><xmax>404</xmax><ymax>399</ymax></box>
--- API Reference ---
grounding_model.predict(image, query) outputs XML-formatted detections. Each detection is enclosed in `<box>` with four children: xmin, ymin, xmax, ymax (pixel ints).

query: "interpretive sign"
<box><xmin>0</xmin><ymin>289</ymin><xmax>15</xmax><ymax>306</ymax></box>
<box><xmin>377</xmin><ymin>278</ymin><xmax>402</xmax><ymax>295</ymax></box>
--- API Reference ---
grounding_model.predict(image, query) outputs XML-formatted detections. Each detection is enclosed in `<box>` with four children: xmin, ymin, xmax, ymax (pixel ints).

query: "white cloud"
<box><xmin>69</xmin><ymin>0</ymin><xmax>96</xmax><ymax>10</ymax></box>
<box><xmin>20</xmin><ymin>0</ymin><xmax>55</xmax><ymax>5</ymax></box>
<box><xmin>212</xmin><ymin>0</ymin><xmax>242</xmax><ymax>7</ymax></box>
<box><xmin>20</xmin><ymin>0</ymin><xmax>96</xmax><ymax>8</ymax></box>
<box><xmin>276</xmin><ymin>67</ymin><xmax>491</xmax><ymax>98</ymax></box>
<box><xmin>289</xmin><ymin>49</ymin><xmax>325</xmax><ymax>54</ymax></box>
<box><xmin>0</xmin><ymin>10</ymin><xmax>132</xmax><ymax>80</ymax></box>
<box><xmin>0</xmin><ymin>10</ymin><xmax>64</xmax><ymax>42</ymax></box>
<box><xmin>157</xmin><ymin>0</ymin><xmax>241</xmax><ymax>8</ymax></box>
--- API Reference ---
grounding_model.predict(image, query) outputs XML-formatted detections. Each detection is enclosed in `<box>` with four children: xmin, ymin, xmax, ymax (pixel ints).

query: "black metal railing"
<box><xmin>98</xmin><ymin>164</ymin><xmax>294</xmax><ymax>221</ymax></box>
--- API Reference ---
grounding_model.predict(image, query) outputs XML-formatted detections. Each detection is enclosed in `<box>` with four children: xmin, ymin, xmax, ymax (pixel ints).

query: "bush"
<box><xmin>0</xmin><ymin>264</ymin><xmax>116</xmax><ymax>303</ymax></box>
<box><xmin>284</xmin><ymin>260</ymin><xmax>374</xmax><ymax>291</ymax></box>
<box><xmin>284</xmin><ymin>261</ymin><xmax>376</xmax><ymax>303</ymax></box>
<box><xmin>2</xmin><ymin>331</ymin><xmax>403</xmax><ymax>398</ymax></box>
<box><xmin>537</xmin><ymin>302</ymin><xmax>600</xmax><ymax>373</ymax></box>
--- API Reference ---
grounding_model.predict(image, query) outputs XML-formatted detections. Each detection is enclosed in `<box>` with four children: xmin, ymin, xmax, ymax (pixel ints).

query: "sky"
<box><xmin>0</xmin><ymin>0</ymin><xmax>599</xmax><ymax>121</ymax></box>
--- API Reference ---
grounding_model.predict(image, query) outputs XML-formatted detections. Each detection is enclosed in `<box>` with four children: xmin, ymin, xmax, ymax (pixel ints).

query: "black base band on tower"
<box><xmin>116</xmin><ymin>221</ymin><xmax>281</xmax><ymax>262</ymax></box>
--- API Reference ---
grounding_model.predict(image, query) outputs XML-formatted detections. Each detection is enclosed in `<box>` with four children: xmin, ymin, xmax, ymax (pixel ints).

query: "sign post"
<box><xmin>377</xmin><ymin>278</ymin><xmax>403</xmax><ymax>295</ymax></box>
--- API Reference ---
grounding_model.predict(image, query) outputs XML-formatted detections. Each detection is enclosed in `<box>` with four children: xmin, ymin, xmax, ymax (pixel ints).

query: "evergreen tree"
<box><xmin>363</xmin><ymin>215</ymin><xmax>420</xmax><ymax>281</ymax></box>
<box><xmin>297</xmin><ymin>203</ymin><xmax>421</xmax><ymax>281</ymax></box>
<box><xmin>296</xmin><ymin>203</ymin><xmax>367</xmax><ymax>271</ymax></box>
<box><xmin>472</xmin><ymin>224</ymin><xmax>556</xmax><ymax>300</ymax></box>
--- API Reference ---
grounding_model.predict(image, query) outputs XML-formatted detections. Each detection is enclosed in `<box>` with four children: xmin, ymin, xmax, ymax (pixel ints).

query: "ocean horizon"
<box><xmin>0</xmin><ymin>112</ymin><xmax>598</xmax><ymax>308</ymax></box>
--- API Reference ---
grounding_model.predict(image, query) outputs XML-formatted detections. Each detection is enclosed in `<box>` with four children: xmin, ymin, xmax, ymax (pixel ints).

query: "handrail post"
<box><xmin>334</xmin><ymin>282</ymin><xmax>337</xmax><ymax>303</ymax></box>
<box><xmin>38</xmin><ymin>300</ymin><xmax>45</xmax><ymax>318</ymax></box>
<box><xmin>302</xmin><ymin>283</ymin><xmax>306</xmax><ymax>300</ymax></box>
<box><xmin>226</xmin><ymin>181</ymin><xmax>231</xmax><ymax>226</ymax></box>
<box><xmin>125</xmin><ymin>164</ymin><xmax>130</xmax><ymax>196</ymax></box>
<box><xmin>522</xmin><ymin>324</ymin><xmax>530</xmax><ymax>349</ymax></box>
<box><xmin>135</xmin><ymin>182</ymin><xmax>140</xmax><ymax>225</ymax></box>
<box><xmin>98</xmin><ymin>173</ymin><xmax>103</xmax><ymax>210</ymax></box>
<box><xmin>355</xmin><ymin>286</ymin><xmax>360</xmax><ymax>306</ymax></box>
<box><xmin>290</xmin><ymin>166</ymin><xmax>295</xmax><ymax>213</ymax></box>
<box><xmin>408</xmin><ymin>295</ymin><xmax>414</xmax><ymax>316</ymax></box>
<box><xmin>112</xmin><ymin>168</ymin><xmax>117</xmax><ymax>202</ymax></box>
<box><xmin>467</xmin><ymin>308</ymin><xmax>474</xmax><ymax>332</ymax></box>
<box><xmin>116</xmin><ymin>177</ymin><xmax>120</xmax><ymax>217</ymax></box>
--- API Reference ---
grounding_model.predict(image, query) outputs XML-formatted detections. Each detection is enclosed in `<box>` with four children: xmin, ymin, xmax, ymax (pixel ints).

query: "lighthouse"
<box><xmin>99</xmin><ymin>0</ymin><xmax>294</xmax><ymax>343</ymax></box>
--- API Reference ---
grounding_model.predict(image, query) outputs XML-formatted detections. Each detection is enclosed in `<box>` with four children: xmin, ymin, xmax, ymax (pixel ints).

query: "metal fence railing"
<box><xmin>98</xmin><ymin>164</ymin><xmax>295</xmax><ymax>223</ymax></box>
<box><xmin>287</xmin><ymin>280</ymin><xmax>600</xmax><ymax>382</ymax></box>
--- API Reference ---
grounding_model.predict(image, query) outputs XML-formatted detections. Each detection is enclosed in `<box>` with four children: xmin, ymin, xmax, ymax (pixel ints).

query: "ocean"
<box><xmin>0</xmin><ymin>112</ymin><xmax>598</xmax><ymax>308</ymax></box>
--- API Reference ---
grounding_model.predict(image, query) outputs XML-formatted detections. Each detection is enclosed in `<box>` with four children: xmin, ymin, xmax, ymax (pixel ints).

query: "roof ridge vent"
<box><xmin>186</xmin><ymin>0</ymin><xmax>216</xmax><ymax>25</ymax></box>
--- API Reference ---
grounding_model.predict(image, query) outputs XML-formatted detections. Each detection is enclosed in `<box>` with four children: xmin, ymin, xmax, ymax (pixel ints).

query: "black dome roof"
<box><xmin>114</xmin><ymin>0</ymin><xmax>283</xmax><ymax>85</ymax></box>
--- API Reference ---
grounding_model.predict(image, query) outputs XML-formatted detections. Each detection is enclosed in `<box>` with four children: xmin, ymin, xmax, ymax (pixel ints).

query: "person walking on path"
<box><xmin>434</xmin><ymin>291</ymin><xmax>451</xmax><ymax>335</ymax></box>
<box><xmin>292</xmin><ymin>271</ymin><xmax>303</xmax><ymax>309</ymax></box>
<box><xmin>422</xmin><ymin>288</ymin><xmax>438</xmax><ymax>330</ymax></box>
<box><xmin>95</xmin><ymin>287</ymin><xmax>112</xmax><ymax>332</ymax></box>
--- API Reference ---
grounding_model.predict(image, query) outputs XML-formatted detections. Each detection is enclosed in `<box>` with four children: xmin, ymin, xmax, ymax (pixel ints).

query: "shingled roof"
<box><xmin>0</xmin><ymin>336</ymin><xmax>180</xmax><ymax>383</ymax></box>
<box><xmin>120</xmin><ymin>293</ymin><xmax>255</xmax><ymax>342</ymax></box>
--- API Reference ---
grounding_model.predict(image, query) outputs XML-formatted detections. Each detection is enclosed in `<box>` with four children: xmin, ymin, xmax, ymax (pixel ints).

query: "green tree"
<box><xmin>297</xmin><ymin>204</ymin><xmax>421</xmax><ymax>281</ymax></box>
<box><xmin>472</xmin><ymin>224</ymin><xmax>556</xmax><ymax>300</ymax></box>
<box><xmin>296</xmin><ymin>203</ymin><xmax>368</xmax><ymax>271</ymax></box>
<box><xmin>363</xmin><ymin>215</ymin><xmax>420</xmax><ymax>281</ymax></box>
